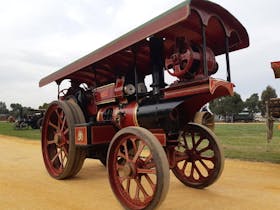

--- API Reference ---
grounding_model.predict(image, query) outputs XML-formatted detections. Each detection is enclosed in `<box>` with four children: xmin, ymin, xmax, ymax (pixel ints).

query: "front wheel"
<box><xmin>107</xmin><ymin>127</ymin><xmax>170</xmax><ymax>210</ymax></box>
<box><xmin>41</xmin><ymin>100</ymin><xmax>86</xmax><ymax>180</ymax></box>
<box><xmin>172</xmin><ymin>123</ymin><xmax>224</xmax><ymax>189</ymax></box>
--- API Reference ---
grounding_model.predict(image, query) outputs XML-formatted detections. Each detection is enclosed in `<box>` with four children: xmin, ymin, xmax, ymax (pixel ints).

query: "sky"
<box><xmin>1</xmin><ymin>0</ymin><xmax>280</xmax><ymax>109</ymax></box>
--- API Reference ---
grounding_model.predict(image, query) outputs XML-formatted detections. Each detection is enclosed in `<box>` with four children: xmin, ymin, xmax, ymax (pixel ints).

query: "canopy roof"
<box><xmin>39</xmin><ymin>0</ymin><xmax>249</xmax><ymax>87</ymax></box>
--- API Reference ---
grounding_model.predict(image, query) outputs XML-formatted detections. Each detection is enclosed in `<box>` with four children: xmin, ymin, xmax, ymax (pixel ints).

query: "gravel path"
<box><xmin>0</xmin><ymin>135</ymin><xmax>280</xmax><ymax>210</ymax></box>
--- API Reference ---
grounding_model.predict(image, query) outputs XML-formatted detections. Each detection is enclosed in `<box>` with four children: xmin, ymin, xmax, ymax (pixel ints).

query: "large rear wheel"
<box><xmin>172</xmin><ymin>123</ymin><xmax>224</xmax><ymax>189</ymax></box>
<box><xmin>41</xmin><ymin>100</ymin><xmax>85</xmax><ymax>179</ymax></box>
<box><xmin>107</xmin><ymin>127</ymin><xmax>169</xmax><ymax>210</ymax></box>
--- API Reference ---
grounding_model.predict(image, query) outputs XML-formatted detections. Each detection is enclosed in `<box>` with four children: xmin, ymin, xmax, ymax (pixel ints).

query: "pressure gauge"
<box><xmin>124</xmin><ymin>84</ymin><xmax>136</xmax><ymax>95</ymax></box>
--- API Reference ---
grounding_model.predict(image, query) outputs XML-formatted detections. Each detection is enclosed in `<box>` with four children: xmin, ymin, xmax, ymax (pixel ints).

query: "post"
<box><xmin>133</xmin><ymin>49</ymin><xmax>139</xmax><ymax>102</ymax></box>
<box><xmin>225</xmin><ymin>36</ymin><xmax>231</xmax><ymax>82</ymax></box>
<box><xmin>202</xmin><ymin>24</ymin><xmax>208</xmax><ymax>77</ymax></box>
<box><xmin>149</xmin><ymin>37</ymin><xmax>165</xmax><ymax>95</ymax></box>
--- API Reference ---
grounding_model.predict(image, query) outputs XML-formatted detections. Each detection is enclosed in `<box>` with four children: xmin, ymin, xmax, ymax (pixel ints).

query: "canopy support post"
<box><xmin>202</xmin><ymin>24</ymin><xmax>208</xmax><ymax>77</ymax></box>
<box><xmin>225</xmin><ymin>36</ymin><xmax>231</xmax><ymax>82</ymax></box>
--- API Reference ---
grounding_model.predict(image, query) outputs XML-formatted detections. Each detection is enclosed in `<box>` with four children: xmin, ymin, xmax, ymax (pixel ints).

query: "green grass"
<box><xmin>0</xmin><ymin>121</ymin><xmax>41</xmax><ymax>140</ymax></box>
<box><xmin>215</xmin><ymin>123</ymin><xmax>280</xmax><ymax>163</ymax></box>
<box><xmin>0</xmin><ymin>121</ymin><xmax>279</xmax><ymax>163</ymax></box>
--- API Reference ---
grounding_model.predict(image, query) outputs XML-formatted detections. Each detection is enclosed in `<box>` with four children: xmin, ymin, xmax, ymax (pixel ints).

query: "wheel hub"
<box><xmin>54</xmin><ymin>133</ymin><xmax>62</xmax><ymax>145</ymax></box>
<box><xmin>118</xmin><ymin>162</ymin><xmax>135</xmax><ymax>177</ymax></box>
<box><xmin>189</xmin><ymin>149</ymin><xmax>199</xmax><ymax>161</ymax></box>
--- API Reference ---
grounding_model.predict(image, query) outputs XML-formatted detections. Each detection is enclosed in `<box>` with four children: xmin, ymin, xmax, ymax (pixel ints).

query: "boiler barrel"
<box><xmin>137</xmin><ymin>101</ymin><xmax>182</xmax><ymax>131</ymax></box>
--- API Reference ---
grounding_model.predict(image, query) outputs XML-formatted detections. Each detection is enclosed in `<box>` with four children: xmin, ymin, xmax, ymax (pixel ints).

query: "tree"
<box><xmin>260</xmin><ymin>86</ymin><xmax>277</xmax><ymax>116</ymax></box>
<box><xmin>210</xmin><ymin>92</ymin><xmax>244</xmax><ymax>118</ymax></box>
<box><xmin>0</xmin><ymin>101</ymin><xmax>9</xmax><ymax>114</ymax></box>
<box><xmin>39</xmin><ymin>103</ymin><xmax>49</xmax><ymax>110</ymax></box>
<box><xmin>244</xmin><ymin>93</ymin><xmax>260</xmax><ymax>113</ymax></box>
<box><xmin>210</xmin><ymin>98</ymin><xmax>226</xmax><ymax>117</ymax></box>
<box><xmin>10</xmin><ymin>103</ymin><xmax>23</xmax><ymax>118</ymax></box>
<box><xmin>10</xmin><ymin>103</ymin><xmax>33</xmax><ymax>119</ymax></box>
<box><xmin>224</xmin><ymin>92</ymin><xmax>244</xmax><ymax>115</ymax></box>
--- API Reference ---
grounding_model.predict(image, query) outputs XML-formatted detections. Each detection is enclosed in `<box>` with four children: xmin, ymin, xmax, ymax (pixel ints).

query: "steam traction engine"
<box><xmin>39</xmin><ymin>0</ymin><xmax>249</xmax><ymax>209</ymax></box>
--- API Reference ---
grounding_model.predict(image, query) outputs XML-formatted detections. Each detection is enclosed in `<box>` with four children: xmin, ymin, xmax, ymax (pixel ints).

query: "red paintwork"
<box><xmin>166</xmin><ymin>45</ymin><xmax>217</xmax><ymax>79</ymax></box>
<box><xmin>149</xmin><ymin>129</ymin><xmax>167</xmax><ymax>146</ymax></box>
<box><xmin>94</xmin><ymin>83</ymin><xmax>116</xmax><ymax>105</ymax></box>
<box><xmin>86</xmin><ymin>98</ymin><xmax>98</xmax><ymax>116</ymax></box>
<box><xmin>164</xmin><ymin>77</ymin><xmax>234</xmax><ymax>100</ymax></box>
<box><xmin>271</xmin><ymin>61</ymin><xmax>280</xmax><ymax>78</ymax></box>
<box><xmin>91</xmin><ymin>125</ymin><xmax>116</xmax><ymax>144</ymax></box>
<box><xmin>164</xmin><ymin>78</ymin><xmax>234</xmax><ymax>124</ymax></box>
<box><xmin>114</xmin><ymin>77</ymin><xmax>125</xmax><ymax>99</ymax></box>
<box><xmin>39</xmin><ymin>0</ymin><xmax>249</xmax><ymax>88</ymax></box>
<box><xmin>96</xmin><ymin>102</ymin><xmax>138</xmax><ymax>129</ymax></box>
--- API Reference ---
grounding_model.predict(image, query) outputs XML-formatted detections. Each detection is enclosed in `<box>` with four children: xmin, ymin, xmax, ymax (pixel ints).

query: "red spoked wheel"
<box><xmin>172</xmin><ymin>123</ymin><xmax>224</xmax><ymax>189</ymax></box>
<box><xmin>41</xmin><ymin>100</ymin><xmax>86</xmax><ymax>179</ymax></box>
<box><xmin>107</xmin><ymin>127</ymin><xmax>169</xmax><ymax>210</ymax></box>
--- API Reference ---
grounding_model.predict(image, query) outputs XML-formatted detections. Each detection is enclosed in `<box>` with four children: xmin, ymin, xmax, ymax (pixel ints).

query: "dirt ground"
<box><xmin>0</xmin><ymin>135</ymin><xmax>280</xmax><ymax>210</ymax></box>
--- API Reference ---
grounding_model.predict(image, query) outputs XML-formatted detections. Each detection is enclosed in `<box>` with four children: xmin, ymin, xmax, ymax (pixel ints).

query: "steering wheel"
<box><xmin>165</xmin><ymin>47</ymin><xmax>194</xmax><ymax>78</ymax></box>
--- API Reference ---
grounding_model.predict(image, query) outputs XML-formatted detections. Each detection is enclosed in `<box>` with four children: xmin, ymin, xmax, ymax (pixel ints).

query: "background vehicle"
<box><xmin>39</xmin><ymin>0</ymin><xmax>249</xmax><ymax>209</ymax></box>
<box><xmin>233</xmin><ymin>110</ymin><xmax>254</xmax><ymax>122</ymax></box>
<box><xmin>13</xmin><ymin>109</ymin><xmax>45</xmax><ymax>130</ymax></box>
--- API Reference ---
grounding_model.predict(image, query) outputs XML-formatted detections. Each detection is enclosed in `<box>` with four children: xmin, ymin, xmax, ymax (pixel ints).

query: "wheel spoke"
<box><xmin>191</xmin><ymin>133</ymin><xmax>196</xmax><ymax>148</ymax></box>
<box><xmin>199</xmin><ymin>145</ymin><xmax>211</xmax><ymax>154</ymax></box>
<box><xmin>47</xmin><ymin>139</ymin><xmax>56</xmax><ymax>145</ymax></box>
<box><xmin>122</xmin><ymin>141</ymin><xmax>129</xmax><ymax>160</ymax></box>
<box><xmin>61</xmin><ymin>146</ymin><xmax>69</xmax><ymax>158</ymax></box>
<box><xmin>51</xmin><ymin>152</ymin><xmax>59</xmax><ymax>163</ymax></box>
<box><xmin>201</xmin><ymin>156</ymin><xmax>215</xmax><ymax>162</ymax></box>
<box><xmin>135</xmin><ymin>178</ymin><xmax>149</xmax><ymax>199</ymax></box>
<box><xmin>193</xmin><ymin>162</ymin><xmax>204</xmax><ymax>178</ymax></box>
<box><xmin>61</xmin><ymin>150</ymin><xmax>66</xmax><ymax>167</ymax></box>
<box><xmin>132</xmin><ymin>141</ymin><xmax>145</xmax><ymax>163</ymax></box>
<box><xmin>181</xmin><ymin>160</ymin><xmax>188</xmax><ymax>172</ymax></box>
<box><xmin>58</xmin><ymin>112</ymin><xmax>64</xmax><ymax>128</ymax></box>
<box><xmin>131</xmin><ymin>137</ymin><xmax>138</xmax><ymax>154</ymax></box>
<box><xmin>59</xmin><ymin>149</ymin><xmax>64</xmax><ymax>169</ymax></box>
<box><xmin>63</xmin><ymin>128</ymin><xmax>69</xmax><ymax>135</ymax></box>
<box><xmin>48</xmin><ymin>121</ymin><xmax>58</xmax><ymax>130</ymax></box>
<box><xmin>61</xmin><ymin>116</ymin><xmax>66</xmax><ymax>132</ymax></box>
<box><xmin>126</xmin><ymin>178</ymin><xmax>131</xmax><ymax>194</ymax></box>
<box><xmin>198</xmin><ymin>159</ymin><xmax>210</xmax><ymax>171</ymax></box>
<box><xmin>135</xmin><ymin>181</ymin><xmax>140</xmax><ymax>201</ymax></box>
<box><xmin>144</xmin><ymin>174</ymin><xmax>156</xmax><ymax>190</ymax></box>
<box><xmin>144</xmin><ymin>153</ymin><xmax>153</xmax><ymax>164</ymax></box>
<box><xmin>176</xmin><ymin>156</ymin><xmax>189</xmax><ymax>163</ymax></box>
<box><xmin>55</xmin><ymin>110</ymin><xmax>61</xmax><ymax>128</ymax></box>
<box><xmin>119</xmin><ymin>176</ymin><xmax>127</xmax><ymax>184</ymax></box>
<box><xmin>117</xmin><ymin>151</ymin><xmax>126</xmax><ymax>159</ymax></box>
<box><xmin>182</xmin><ymin>134</ymin><xmax>189</xmax><ymax>150</ymax></box>
<box><xmin>194</xmin><ymin>137</ymin><xmax>203</xmax><ymax>149</ymax></box>
<box><xmin>137</xmin><ymin>168</ymin><xmax>156</xmax><ymax>174</ymax></box>
<box><xmin>190</xmin><ymin>162</ymin><xmax>195</xmax><ymax>178</ymax></box>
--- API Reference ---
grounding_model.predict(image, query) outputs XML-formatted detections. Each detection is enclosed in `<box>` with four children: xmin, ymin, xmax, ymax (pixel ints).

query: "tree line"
<box><xmin>0</xmin><ymin>85</ymin><xmax>278</xmax><ymax>119</ymax></box>
<box><xmin>209</xmin><ymin>85</ymin><xmax>277</xmax><ymax>117</ymax></box>
<box><xmin>0</xmin><ymin>102</ymin><xmax>49</xmax><ymax>119</ymax></box>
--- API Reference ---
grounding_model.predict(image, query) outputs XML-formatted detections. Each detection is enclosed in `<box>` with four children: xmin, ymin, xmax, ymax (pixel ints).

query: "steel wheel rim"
<box><xmin>172</xmin><ymin>124</ymin><xmax>223</xmax><ymax>188</ymax></box>
<box><xmin>42</xmin><ymin>103</ymin><xmax>72</xmax><ymax>177</ymax></box>
<box><xmin>109</xmin><ymin>134</ymin><xmax>158</xmax><ymax>209</ymax></box>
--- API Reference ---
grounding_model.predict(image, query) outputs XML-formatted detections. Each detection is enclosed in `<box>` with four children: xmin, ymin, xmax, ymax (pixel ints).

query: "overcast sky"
<box><xmin>1</xmin><ymin>0</ymin><xmax>280</xmax><ymax>109</ymax></box>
